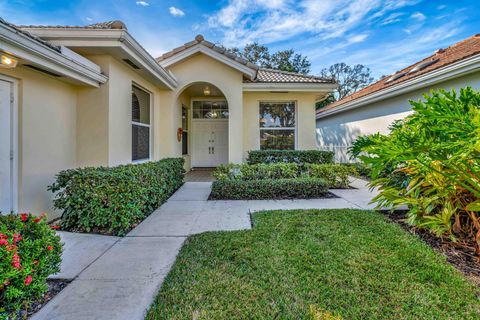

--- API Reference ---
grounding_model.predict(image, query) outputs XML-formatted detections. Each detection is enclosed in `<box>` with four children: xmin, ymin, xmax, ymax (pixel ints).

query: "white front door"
<box><xmin>0</xmin><ymin>80</ymin><xmax>13</xmax><ymax>213</ymax></box>
<box><xmin>192</xmin><ymin>120</ymin><xmax>228</xmax><ymax>167</ymax></box>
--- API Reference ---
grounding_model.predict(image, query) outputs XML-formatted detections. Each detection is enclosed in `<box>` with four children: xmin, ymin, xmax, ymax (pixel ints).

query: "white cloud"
<box><xmin>348</xmin><ymin>34</ymin><xmax>369</xmax><ymax>43</ymax></box>
<box><xmin>437</xmin><ymin>4</ymin><xmax>447</xmax><ymax>10</ymax></box>
<box><xmin>411</xmin><ymin>12</ymin><xmax>426</xmax><ymax>21</ymax></box>
<box><xmin>136</xmin><ymin>1</ymin><xmax>149</xmax><ymax>6</ymax></box>
<box><xmin>206</xmin><ymin>0</ymin><xmax>420</xmax><ymax>47</ymax></box>
<box><xmin>169</xmin><ymin>6</ymin><xmax>185</xmax><ymax>17</ymax></box>
<box><xmin>380</xmin><ymin>12</ymin><xmax>404</xmax><ymax>25</ymax></box>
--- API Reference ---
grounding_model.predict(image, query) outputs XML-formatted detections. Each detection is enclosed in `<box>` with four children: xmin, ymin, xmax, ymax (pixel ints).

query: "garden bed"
<box><xmin>147</xmin><ymin>209</ymin><xmax>480</xmax><ymax>319</ymax></box>
<box><xmin>16</xmin><ymin>279</ymin><xmax>70</xmax><ymax>319</ymax></box>
<box><xmin>384</xmin><ymin>210</ymin><xmax>480</xmax><ymax>286</ymax></box>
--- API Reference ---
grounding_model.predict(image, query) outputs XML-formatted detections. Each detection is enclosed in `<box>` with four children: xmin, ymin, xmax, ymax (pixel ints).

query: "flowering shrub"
<box><xmin>0</xmin><ymin>213</ymin><xmax>62</xmax><ymax>316</ymax></box>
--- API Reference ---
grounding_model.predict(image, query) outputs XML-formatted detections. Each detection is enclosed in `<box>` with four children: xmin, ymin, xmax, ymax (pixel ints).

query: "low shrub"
<box><xmin>210</xmin><ymin>178</ymin><xmax>329</xmax><ymax>200</ymax></box>
<box><xmin>213</xmin><ymin>163</ymin><xmax>356</xmax><ymax>189</ymax></box>
<box><xmin>341</xmin><ymin>163</ymin><xmax>372</xmax><ymax>180</ymax></box>
<box><xmin>49</xmin><ymin>158</ymin><xmax>185</xmax><ymax>236</ymax></box>
<box><xmin>0</xmin><ymin>213</ymin><xmax>62</xmax><ymax>317</ymax></box>
<box><xmin>247</xmin><ymin>150</ymin><xmax>334</xmax><ymax>164</ymax></box>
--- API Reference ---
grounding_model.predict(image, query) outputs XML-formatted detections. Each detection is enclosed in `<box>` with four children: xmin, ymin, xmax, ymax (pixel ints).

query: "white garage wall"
<box><xmin>316</xmin><ymin>71</ymin><xmax>480</xmax><ymax>162</ymax></box>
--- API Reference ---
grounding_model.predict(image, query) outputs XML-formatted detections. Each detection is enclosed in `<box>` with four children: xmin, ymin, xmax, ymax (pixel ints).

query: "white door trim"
<box><xmin>0</xmin><ymin>74</ymin><xmax>19</xmax><ymax>213</ymax></box>
<box><xmin>191</xmin><ymin>119</ymin><xmax>228</xmax><ymax>167</ymax></box>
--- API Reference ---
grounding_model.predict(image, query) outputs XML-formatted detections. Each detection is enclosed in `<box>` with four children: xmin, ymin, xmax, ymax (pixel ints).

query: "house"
<box><xmin>0</xmin><ymin>19</ymin><xmax>336</xmax><ymax>217</ymax></box>
<box><xmin>316</xmin><ymin>33</ymin><xmax>480</xmax><ymax>162</ymax></box>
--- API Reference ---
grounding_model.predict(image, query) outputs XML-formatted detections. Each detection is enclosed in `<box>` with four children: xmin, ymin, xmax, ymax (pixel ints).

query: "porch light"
<box><xmin>203</xmin><ymin>86</ymin><xmax>211</xmax><ymax>96</ymax></box>
<box><xmin>0</xmin><ymin>54</ymin><xmax>18</xmax><ymax>68</ymax></box>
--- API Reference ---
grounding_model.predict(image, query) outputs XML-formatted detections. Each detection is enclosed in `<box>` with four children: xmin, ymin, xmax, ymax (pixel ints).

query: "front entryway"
<box><xmin>0</xmin><ymin>79</ymin><xmax>14</xmax><ymax>213</ymax></box>
<box><xmin>192</xmin><ymin>120</ymin><xmax>228</xmax><ymax>167</ymax></box>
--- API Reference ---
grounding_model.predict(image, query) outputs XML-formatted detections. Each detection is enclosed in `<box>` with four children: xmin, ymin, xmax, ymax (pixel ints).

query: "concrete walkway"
<box><xmin>33</xmin><ymin>178</ymin><xmax>376</xmax><ymax>320</ymax></box>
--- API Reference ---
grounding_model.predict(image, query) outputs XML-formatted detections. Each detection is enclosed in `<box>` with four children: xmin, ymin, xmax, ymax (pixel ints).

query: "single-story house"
<box><xmin>316</xmin><ymin>33</ymin><xmax>480</xmax><ymax>162</ymax></box>
<box><xmin>0</xmin><ymin>19</ymin><xmax>336</xmax><ymax>216</ymax></box>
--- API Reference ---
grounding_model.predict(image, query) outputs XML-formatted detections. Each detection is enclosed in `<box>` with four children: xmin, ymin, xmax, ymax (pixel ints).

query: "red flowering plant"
<box><xmin>0</xmin><ymin>213</ymin><xmax>62</xmax><ymax>316</ymax></box>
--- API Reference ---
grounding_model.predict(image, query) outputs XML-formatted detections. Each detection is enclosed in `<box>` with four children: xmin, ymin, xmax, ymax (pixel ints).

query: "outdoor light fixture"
<box><xmin>203</xmin><ymin>86</ymin><xmax>211</xmax><ymax>96</ymax></box>
<box><xmin>0</xmin><ymin>54</ymin><xmax>18</xmax><ymax>68</ymax></box>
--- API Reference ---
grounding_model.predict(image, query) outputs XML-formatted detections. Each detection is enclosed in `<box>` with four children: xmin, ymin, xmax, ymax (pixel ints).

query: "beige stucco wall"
<box><xmin>316</xmin><ymin>71</ymin><xmax>480</xmax><ymax>162</ymax></box>
<box><xmin>243</xmin><ymin>92</ymin><xmax>318</xmax><ymax>158</ymax></box>
<box><xmin>0</xmin><ymin>67</ymin><xmax>77</xmax><ymax>218</ymax></box>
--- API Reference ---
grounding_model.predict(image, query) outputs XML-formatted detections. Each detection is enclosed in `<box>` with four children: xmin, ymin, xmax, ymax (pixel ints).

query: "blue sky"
<box><xmin>1</xmin><ymin>0</ymin><xmax>479</xmax><ymax>78</ymax></box>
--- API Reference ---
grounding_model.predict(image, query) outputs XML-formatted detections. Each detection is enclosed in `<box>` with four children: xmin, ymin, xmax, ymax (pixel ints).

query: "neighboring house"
<box><xmin>0</xmin><ymin>19</ymin><xmax>336</xmax><ymax>216</ymax></box>
<box><xmin>316</xmin><ymin>33</ymin><xmax>480</xmax><ymax>162</ymax></box>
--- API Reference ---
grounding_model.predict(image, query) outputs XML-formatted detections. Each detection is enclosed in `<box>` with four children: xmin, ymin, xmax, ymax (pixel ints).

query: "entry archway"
<box><xmin>177</xmin><ymin>82</ymin><xmax>229</xmax><ymax>168</ymax></box>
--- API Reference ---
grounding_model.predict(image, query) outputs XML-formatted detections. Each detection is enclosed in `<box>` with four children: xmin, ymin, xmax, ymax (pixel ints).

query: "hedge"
<box><xmin>214</xmin><ymin>163</ymin><xmax>356</xmax><ymax>188</ymax></box>
<box><xmin>48</xmin><ymin>158</ymin><xmax>185</xmax><ymax>236</ymax></box>
<box><xmin>210</xmin><ymin>178</ymin><xmax>329</xmax><ymax>200</ymax></box>
<box><xmin>0</xmin><ymin>213</ymin><xmax>62</xmax><ymax>317</ymax></box>
<box><xmin>247</xmin><ymin>150</ymin><xmax>334</xmax><ymax>164</ymax></box>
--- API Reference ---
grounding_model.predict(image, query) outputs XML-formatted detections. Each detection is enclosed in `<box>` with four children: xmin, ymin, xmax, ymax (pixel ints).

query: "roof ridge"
<box><xmin>17</xmin><ymin>20</ymin><xmax>127</xmax><ymax>30</ymax></box>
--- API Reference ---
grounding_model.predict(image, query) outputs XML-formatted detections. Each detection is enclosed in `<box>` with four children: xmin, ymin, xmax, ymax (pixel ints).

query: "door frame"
<box><xmin>0</xmin><ymin>74</ymin><xmax>19</xmax><ymax>213</ymax></box>
<box><xmin>191</xmin><ymin>119</ymin><xmax>228</xmax><ymax>168</ymax></box>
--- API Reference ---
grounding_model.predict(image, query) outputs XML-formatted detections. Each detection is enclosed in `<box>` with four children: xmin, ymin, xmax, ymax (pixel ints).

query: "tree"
<box><xmin>224</xmin><ymin>43</ymin><xmax>311</xmax><ymax>74</ymax></box>
<box><xmin>319</xmin><ymin>62</ymin><xmax>374</xmax><ymax>100</ymax></box>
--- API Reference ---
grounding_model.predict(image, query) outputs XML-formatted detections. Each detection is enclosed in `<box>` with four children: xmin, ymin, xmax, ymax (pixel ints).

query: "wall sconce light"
<box><xmin>0</xmin><ymin>54</ymin><xmax>18</xmax><ymax>68</ymax></box>
<box><xmin>203</xmin><ymin>86</ymin><xmax>211</xmax><ymax>96</ymax></box>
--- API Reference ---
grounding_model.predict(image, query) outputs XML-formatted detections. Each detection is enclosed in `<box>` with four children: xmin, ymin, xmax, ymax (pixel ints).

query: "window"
<box><xmin>259</xmin><ymin>102</ymin><xmax>296</xmax><ymax>150</ymax></box>
<box><xmin>182</xmin><ymin>104</ymin><xmax>188</xmax><ymax>155</ymax></box>
<box><xmin>132</xmin><ymin>85</ymin><xmax>151</xmax><ymax>161</ymax></box>
<box><xmin>192</xmin><ymin>100</ymin><xmax>228</xmax><ymax>119</ymax></box>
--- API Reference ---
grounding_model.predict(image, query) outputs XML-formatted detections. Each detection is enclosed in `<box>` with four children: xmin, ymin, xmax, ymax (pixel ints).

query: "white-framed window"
<box><xmin>132</xmin><ymin>85</ymin><xmax>151</xmax><ymax>161</ymax></box>
<box><xmin>259</xmin><ymin>101</ymin><xmax>296</xmax><ymax>150</ymax></box>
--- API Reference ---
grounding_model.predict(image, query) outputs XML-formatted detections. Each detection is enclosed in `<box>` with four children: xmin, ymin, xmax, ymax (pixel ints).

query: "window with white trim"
<box><xmin>132</xmin><ymin>85</ymin><xmax>151</xmax><ymax>161</ymax></box>
<box><xmin>259</xmin><ymin>102</ymin><xmax>296</xmax><ymax>150</ymax></box>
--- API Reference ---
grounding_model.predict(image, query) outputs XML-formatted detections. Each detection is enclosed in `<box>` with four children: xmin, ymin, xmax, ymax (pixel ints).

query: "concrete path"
<box><xmin>33</xmin><ymin>178</ymin><xmax>376</xmax><ymax>320</ymax></box>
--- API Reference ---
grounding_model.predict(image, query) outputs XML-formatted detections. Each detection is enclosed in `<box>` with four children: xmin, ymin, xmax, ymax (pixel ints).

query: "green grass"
<box><xmin>146</xmin><ymin>209</ymin><xmax>480</xmax><ymax>320</ymax></box>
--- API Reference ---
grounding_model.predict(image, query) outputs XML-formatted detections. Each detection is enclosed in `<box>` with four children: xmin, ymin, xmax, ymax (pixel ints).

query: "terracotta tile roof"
<box><xmin>157</xmin><ymin>35</ymin><xmax>333</xmax><ymax>84</ymax></box>
<box><xmin>18</xmin><ymin>20</ymin><xmax>127</xmax><ymax>30</ymax></box>
<box><xmin>318</xmin><ymin>33</ymin><xmax>480</xmax><ymax>115</ymax></box>
<box><xmin>156</xmin><ymin>34</ymin><xmax>259</xmax><ymax>70</ymax></box>
<box><xmin>248</xmin><ymin>68</ymin><xmax>334</xmax><ymax>83</ymax></box>
<box><xmin>0</xmin><ymin>18</ymin><xmax>61</xmax><ymax>52</ymax></box>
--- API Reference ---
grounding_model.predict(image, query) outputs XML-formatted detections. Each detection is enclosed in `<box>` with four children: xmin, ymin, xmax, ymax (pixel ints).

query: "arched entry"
<box><xmin>178</xmin><ymin>82</ymin><xmax>229</xmax><ymax>168</ymax></box>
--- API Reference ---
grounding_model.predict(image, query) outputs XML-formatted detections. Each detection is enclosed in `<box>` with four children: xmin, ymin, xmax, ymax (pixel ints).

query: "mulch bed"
<box><xmin>384</xmin><ymin>210</ymin><xmax>480</xmax><ymax>287</ymax></box>
<box><xmin>14</xmin><ymin>279</ymin><xmax>70</xmax><ymax>319</ymax></box>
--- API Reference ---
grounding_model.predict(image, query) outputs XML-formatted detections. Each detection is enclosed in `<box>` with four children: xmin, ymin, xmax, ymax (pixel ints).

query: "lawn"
<box><xmin>146</xmin><ymin>209</ymin><xmax>480</xmax><ymax>320</ymax></box>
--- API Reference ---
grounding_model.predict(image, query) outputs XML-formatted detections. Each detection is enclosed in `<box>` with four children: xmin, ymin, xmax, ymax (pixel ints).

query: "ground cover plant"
<box><xmin>0</xmin><ymin>213</ymin><xmax>62</xmax><ymax>318</ymax></box>
<box><xmin>247</xmin><ymin>150</ymin><xmax>334</xmax><ymax>164</ymax></box>
<box><xmin>351</xmin><ymin>87</ymin><xmax>480</xmax><ymax>254</ymax></box>
<box><xmin>49</xmin><ymin>158</ymin><xmax>184</xmax><ymax>236</ymax></box>
<box><xmin>147</xmin><ymin>209</ymin><xmax>480</xmax><ymax>320</ymax></box>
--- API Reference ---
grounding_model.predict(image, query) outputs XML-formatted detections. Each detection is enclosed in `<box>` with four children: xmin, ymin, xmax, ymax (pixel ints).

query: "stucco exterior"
<box><xmin>1</xmin><ymin>22</ymin><xmax>333</xmax><ymax>218</ymax></box>
<box><xmin>316</xmin><ymin>71</ymin><xmax>480</xmax><ymax>162</ymax></box>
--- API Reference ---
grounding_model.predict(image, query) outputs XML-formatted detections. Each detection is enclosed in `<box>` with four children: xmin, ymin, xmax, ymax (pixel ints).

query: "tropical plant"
<box><xmin>350</xmin><ymin>87</ymin><xmax>480</xmax><ymax>253</ymax></box>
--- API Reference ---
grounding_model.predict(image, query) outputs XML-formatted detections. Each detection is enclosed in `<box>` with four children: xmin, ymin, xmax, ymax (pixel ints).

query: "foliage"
<box><xmin>147</xmin><ymin>209</ymin><xmax>480</xmax><ymax>319</ymax></box>
<box><xmin>0</xmin><ymin>213</ymin><xmax>62</xmax><ymax>317</ymax></box>
<box><xmin>350</xmin><ymin>87</ymin><xmax>480</xmax><ymax>251</ymax></box>
<box><xmin>225</xmin><ymin>42</ymin><xmax>311</xmax><ymax>74</ymax></box>
<box><xmin>48</xmin><ymin>158</ymin><xmax>185</xmax><ymax>236</ymax></box>
<box><xmin>210</xmin><ymin>178</ymin><xmax>328</xmax><ymax>200</ymax></box>
<box><xmin>247</xmin><ymin>150</ymin><xmax>334</xmax><ymax>164</ymax></box>
<box><xmin>341</xmin><ymin>162</ymin><xmax>372</xmax><ymax>180</ymax></box>
<box><xmin>214</xmin><ymin>163</ymin><xmax>356</xmax><ymax>189</ymax></box>
<box><xmin>319</xmin><ymin>62</ymin><xmax>374</xmax><ymax>100</ymax></box>
<box><xmin>315</xmin><ymin>93</ymin><xmax>336</xmax><ymax>110</ymax></box>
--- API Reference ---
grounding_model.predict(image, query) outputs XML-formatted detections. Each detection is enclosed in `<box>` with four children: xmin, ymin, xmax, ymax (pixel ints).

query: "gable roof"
<box><xmin>0</xmin><ymin>18</ymin><xmax>61</xmax><ymax>52</ymax></box>
<box><xmin>157</xmin><ymin>35</ymin><xmax>334</xmax><ymax>85</ymax></box>
<box><xmin>317</xmin><ymin>33</ymin><xmax>480</xmax><ymax>117</ymax></box>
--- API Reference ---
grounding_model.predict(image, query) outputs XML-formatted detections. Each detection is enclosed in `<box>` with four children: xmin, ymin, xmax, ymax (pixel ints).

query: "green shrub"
<box><xmin>0</xmin><ymin>213</ymin><xmax>62</xmax><ymax>317</ymax></box>
<box><xmin>213</xmin><ymin>163</ymin><xmax>356</xmax><ymax>189</ymax></box>
<box><xmin>48</xmin><ymin>158</ymin><xmax>185</xmax><ymax>236</ymax></box>
<box><xmin>350</xmin><ymin>87</ymin><xmax>480</xmax><ymax>250</ymax></box>
<box><xmin>210</xmin><ymin>178</ymin><xmax>329</xmax><ymax>200</ymax></box>
<box><xmin>341</xmin><ymin>163</ymin><xmax>372</xmax><ymax>179</ymax></box>
<box><xmin>247</xmin><ymin>150</ymin><xmax>334</xmax><ymax>164</ymax></box>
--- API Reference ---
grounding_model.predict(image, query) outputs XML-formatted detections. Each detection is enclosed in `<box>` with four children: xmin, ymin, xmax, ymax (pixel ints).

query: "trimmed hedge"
<box><xmin>0</xmin><ymin>213</ymin><xmax>62</xmax><ymax>316</ymax></box>
<box><xmin>214</xmin><ymin>163</ymin><xmax>356</xmax><ymax>188</ymax></box>
<box><xmin>210</xmin><ymin>178</ymin><xmax>329</xmax><ymax>200</ymax></box>
<box><xmin>48</xmin><ymin>158</ymin><xmax>185</xmax><ymax>236</ymax></box>
<box><xmin>247</xmin><ymin>150</ymin><xmax>334</xmax><ymax>164</ymax></box>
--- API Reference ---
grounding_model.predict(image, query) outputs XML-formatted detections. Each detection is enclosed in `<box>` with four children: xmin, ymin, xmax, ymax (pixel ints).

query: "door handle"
<box><xmin>208</xmin><ymin>147</ymin><xmax>212</xmax><ymax>154</ymax></box>
<box><xmin>212</xmin><ymin>147</ymin><xmax>214</xmax><ymax>154</ymax></box>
